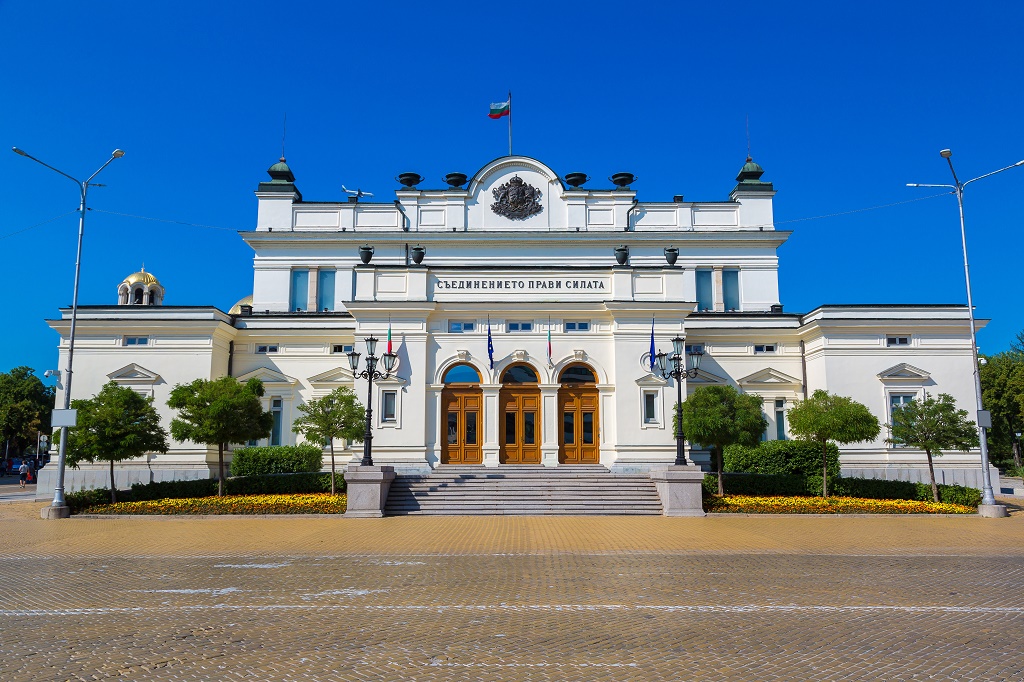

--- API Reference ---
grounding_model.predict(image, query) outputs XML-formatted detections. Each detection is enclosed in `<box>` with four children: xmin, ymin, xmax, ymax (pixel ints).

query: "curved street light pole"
<box><xmin>908</xmin><ymin>150</ymin><xmax>1024</xmax><ymax>511</ymax></box>
<box><xmin>12</xmin><ymin>147</ymin><xmax>125</xmax><ymax>514</ymax></box>
<box><xmin>654</xmin><ymin>336</ymin><xmax>704</xmax><ymax>466</ymax></box>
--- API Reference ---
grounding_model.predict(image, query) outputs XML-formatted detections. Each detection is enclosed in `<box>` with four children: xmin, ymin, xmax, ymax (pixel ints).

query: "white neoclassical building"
<box><xmin>42</xmin><ymin>154</ymin><xmax>997</xmax><ymax>495</ymax></box>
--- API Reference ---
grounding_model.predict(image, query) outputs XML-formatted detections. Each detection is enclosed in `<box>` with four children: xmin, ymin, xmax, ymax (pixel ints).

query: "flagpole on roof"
<box><xmin>508</xmin><ymin>91</ymin><xmax>512</xmax><ymax>156</ymax></box>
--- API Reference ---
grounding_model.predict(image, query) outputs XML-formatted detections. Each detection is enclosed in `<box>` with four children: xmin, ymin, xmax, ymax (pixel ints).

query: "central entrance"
<box><xmin>499</xmin><ymin>364</ymin><xmax>541</xmax><ymax>464</ymax></box>
<box><xmin>440</xmin><ymin>363</ymin><xmax>483</xmax><ymax>464</ymax></box>
<box><xmin>558</xmin><ymin>364</ymin><xmax>600</xmax><ymax>464</ymax></box>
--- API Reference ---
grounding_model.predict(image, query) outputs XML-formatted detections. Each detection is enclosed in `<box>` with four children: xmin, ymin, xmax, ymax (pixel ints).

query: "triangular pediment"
<box><xmin>236</xmin><ymin>366</ymin><xmax>298</xmax><ymax>386</ymax></box>
<box><xmin>877</xmin><ymin>363</ymin><xmax>931</xmax><ymax>381</ymax></box>
<box><xmin>738</xmin><ymin>367</ymin><xmax>802</xmax><ymax>387</ymax></box>
<box><xmin>687</xmin><ymin>368</ymin><xmax>728</xmax><ymax>385</ymax></box>
<box><xmin>107</xmin><ymin>363</ymin><xmax>161</xmax><ymax>384</ymax></box>
<box><xmin>636</xmin><ymin>373</ymin><xmax>668</xmax><ymax>387</ymax></box>
<box><xmin>308</xmin><ymin>365</ymin><xmax>355</xmax><ymax>387</ymax></box>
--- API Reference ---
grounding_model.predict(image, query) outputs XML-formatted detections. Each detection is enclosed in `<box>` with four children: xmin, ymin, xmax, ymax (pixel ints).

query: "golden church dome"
<box><xmin>123</xmin><ymin>266</ymin><xmax>160</xmax><ymax>287</ymax></box>
<box><xmin>229</xmin><ymin>294</ymin><xmax>253</xmax><ymax>315</ymax></box>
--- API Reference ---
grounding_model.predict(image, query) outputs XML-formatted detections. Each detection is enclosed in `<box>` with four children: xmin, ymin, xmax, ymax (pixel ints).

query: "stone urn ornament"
<box><xmin>396</xmin><ymin>172</ymin><xmax>423</xmax><ymax>188</ymax></box>
<box><xmin>444</xmin><ymin>172</ymin><xmax>468</xmax><ymax>189</ymax></box>
<box><xmin>564</xmin><ymin>172</ymin><xmax>589</xmax><ymax>188</ymax></box>
<box><xmin>664</xmin><ymin>247</ymin><xmax>679</xmax><ymax>266</ymax></box>
<box><xmin>610</xmin><ymin>172</ymin><xmax>637</xmax><ymax>188</ymax></box>
<box><xmin>410</xmin><ymin>245</ymin><xmax>425</xmax><ymax>265</ymax></box>
<box><xmin>358</xmin><ymin>245</ymin><xmax>374</xmax><ymax>264</ymax></box>
<box><xmin>614</xmin><ymin>245</ymin><xmax>629</xmax><ymax>266</ymax></box>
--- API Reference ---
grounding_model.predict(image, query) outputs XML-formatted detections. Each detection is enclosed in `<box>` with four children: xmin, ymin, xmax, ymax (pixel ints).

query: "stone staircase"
<box><xmin>384</xmin><ymin>465</ymin><xmax>664</xmax><ymax>516</ymax></box>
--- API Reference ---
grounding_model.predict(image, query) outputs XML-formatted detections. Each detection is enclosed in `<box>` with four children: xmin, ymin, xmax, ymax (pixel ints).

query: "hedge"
<box><xmin>65</xmin><ymin>471</ymin><xmax>339</xmax><ymax>514</ymax></box>
<box><xmin>724</xmin><ymin>440</ymin><xmax>841</xmax><ymax>479</ymax></box>
<box><xmin>703</xmin><ymin>472</ymin><xmax>982</xmax><ymax>508</ymax></box>
<box><xmin>229</xmin><ymin>444</ymin><xmax>324</xmax><ymax>477</ymax></box>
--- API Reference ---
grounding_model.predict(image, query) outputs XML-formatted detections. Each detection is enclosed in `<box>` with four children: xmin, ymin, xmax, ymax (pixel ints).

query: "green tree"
<box><xmin>787</xmin><ymin>390</ymin><xmax>880</xmax><ymax>497</ymax></box>
<box><xmin>887</xmin><ymin>392</ymin><xmax>979</xmax><ymax>503</ymax></box>
<box><xmin>168</xmin><ymin>377</ymin><xmax>274</xmax><ymax>496</ymax></box>
<box><xmin>0</xmin><ymin>367</ymin><xmax>55</xmax><ymax>458</ymax></box>
<box><xmin>67</xmin><ymin>382</ymin><xmax>169</xmax><ymax>502</ymax></box>
<box><xmin>680</xmin><ymin>385</ymin><xmax>767</xmax><ymax>495</ymax></box>
<box><xmin>291</xmin><ymin>387</ymin><xmax>365</xmax><ymax>494</ymax></box>
<box><xmin>980</xmin><ymin>351</ymin><xmax>1024</xmax><ymax>468</ymax></box>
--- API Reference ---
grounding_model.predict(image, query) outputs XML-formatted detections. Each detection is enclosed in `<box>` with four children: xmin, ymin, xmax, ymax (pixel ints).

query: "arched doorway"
<box><xmin>558</xmin><ymin>364</ymin><xmax>599</xmax><ymax>464</ymax></box>
<box><xmin>499</xmin><ymin>364</ymin><xmax>541</xmax><ymax>464</ymax></box>
<box><xmin>440</xmin><ymin>363</ymin><xmax>483</xmax><ymax>464</ymax></box>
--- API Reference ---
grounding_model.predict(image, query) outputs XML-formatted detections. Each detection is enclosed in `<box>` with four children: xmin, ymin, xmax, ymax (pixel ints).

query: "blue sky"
<box><xmin>2</xmin><ymin>1</ymin><xmax>1023</xmax><ymax>379</ymax></box>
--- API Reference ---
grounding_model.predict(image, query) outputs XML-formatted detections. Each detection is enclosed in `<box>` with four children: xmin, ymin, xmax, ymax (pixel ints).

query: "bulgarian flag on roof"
<box><xmin>489</xmin><ymin>99</ymin><xmax>510</xmax><ymax>119</ymax></box>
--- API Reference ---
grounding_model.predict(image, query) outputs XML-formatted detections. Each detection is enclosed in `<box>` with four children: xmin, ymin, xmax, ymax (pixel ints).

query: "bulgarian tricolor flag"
<box><xmin>488</xmin><ymin>98</ymin><xmax>510</xmax><ymax>119</ymax></box>
<box><xmin>547</xmin><ymin>317</ymin><xmax>553</xmax><ymax>366</ymax></box>
<box><xmin>386</xmin><ymin>318</ymin><xmax>393</xmax><ymax>354</ymax></box>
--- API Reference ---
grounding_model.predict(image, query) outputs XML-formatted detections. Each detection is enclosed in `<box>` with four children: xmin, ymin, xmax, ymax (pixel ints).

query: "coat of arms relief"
<box><xmin>490</xmin><ymin>175</ymin><xmax>543</xmax><ymax>220</ymax></box>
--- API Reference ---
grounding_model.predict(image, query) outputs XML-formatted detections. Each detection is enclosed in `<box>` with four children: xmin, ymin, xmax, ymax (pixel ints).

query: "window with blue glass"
<box><xmin>695</xmin><ymin>270</ymin><xmax>713</xmax><ymax>311</ymax></box>
<box><xmin>290</xmin><ymin>269</ymin><xmax>309</xmax><ymax>312</ymax></box>
<box><xmin>317</xmin><ymin>270</ymin><xmax>335</xmax><ymax>312</ymax></box>
<box><xmin>270</xmin><ymin>398</ymin><xmax>283</xmax><ymax>446</ymax></box>
<box><xmin>723</xmin><ymin>269</ymin><xmax>740</xmax><ymax>311</ymax></box>
<box><xmin>775</xmin><ymin>399</ymin><xmax>787</xmax><ymax>440</ymax></box>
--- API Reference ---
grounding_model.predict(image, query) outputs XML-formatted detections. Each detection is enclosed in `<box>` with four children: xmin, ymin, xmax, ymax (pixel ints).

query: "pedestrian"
<box><xmin>18</xmin><ymin>460</ymin><xmax>29</xmax><ymax>489</ymax></box>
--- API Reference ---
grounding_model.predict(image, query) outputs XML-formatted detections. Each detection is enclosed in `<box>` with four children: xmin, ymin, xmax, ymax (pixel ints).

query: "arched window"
<box><xmin>443</xmin><ymin>363</ymin><xmax>481</xmax><ymax>384</ymax></box>
<box><xmin>560</xmin><ymin>364</ymin><xmax>596</xmax><ymax>384</ymax></box>
<box><xmin>133</xmin><ymin>288</ymin><xmax>144</xmax><ymax>304</ymax></box>
<box><xmin>501</xmin><ymin>364</ymin><xmax>539</xmax><ymax>384</ymax></box>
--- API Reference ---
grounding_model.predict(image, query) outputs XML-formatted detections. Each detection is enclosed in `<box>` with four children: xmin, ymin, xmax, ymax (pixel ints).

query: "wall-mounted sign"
<box><xmin>435</xmin><ymin>277</ymin><xmax>608</xmax><ymax>291</ymax></box>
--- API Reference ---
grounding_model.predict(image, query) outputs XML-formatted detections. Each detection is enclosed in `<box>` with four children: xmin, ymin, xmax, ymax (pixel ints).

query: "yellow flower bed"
<box><xmin>705</xmin><ymin>495</ymin><xmax>974</xmax><ymax>515</ymax></box>
<box><xmin>83</xmin><ymin>493</ymin><xmax>347</xmax><ymax>515</ymax></box>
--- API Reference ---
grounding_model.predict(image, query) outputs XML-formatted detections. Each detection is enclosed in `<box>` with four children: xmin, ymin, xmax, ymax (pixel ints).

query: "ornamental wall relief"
<box><xmin>491</xmin><ymin>175</ymin><xmax>543</xmax><ymax>220</ymax></box>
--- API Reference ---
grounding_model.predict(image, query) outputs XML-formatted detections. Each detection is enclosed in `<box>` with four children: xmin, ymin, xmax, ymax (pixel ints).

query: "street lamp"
<box><xmin>908</xmin><ymin>149</ymin><xmax>1024</xmax><ymax>514</ymax></box>
<box><xmin>653</xmin><ymin>336</ymin><xmax>704</xmax><ymax>465</ymax></box>
<box><xmin>347</xmin><ymin>336</ymin><xmax>398</xmax><ymax>466</ymax></box>
<box><xmin>13</xmin><ymin>147</ymin><xmax>125</xmax><ymax>517</ymax></box>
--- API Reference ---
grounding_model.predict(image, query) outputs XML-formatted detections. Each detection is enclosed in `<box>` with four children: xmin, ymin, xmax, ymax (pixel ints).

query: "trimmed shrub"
<box><xmin>225</xmin><ymin>472</ymin><xmax>338</xmax><ymax>495</ymax></box>
<box><xmin>229</xmin><ymin>445</ymin><xmax>324</xmax><ymax>477</ymax></box>
<box><xmin>702</xmin><ymin>473</ymin><xmax>812</xmax><ymax>498</ymax></box>
<box><xmin>66</xmin><ymin>488</ymin><xmax>116</xmax><ymax>514</ymax></box>
<box><xmin>725</xmin><ymin>440</ymin><xmax>841</xmax><ymax>479</ymax></box>
<box><xmin>833</xmin><ymin>477</ymin><xmax>981</xmax><ymax>508</ymax></box>
<box><xmin>130</xmin><ymin>478</ymin><xmax>217</xmax><ymax>501</ymax></box>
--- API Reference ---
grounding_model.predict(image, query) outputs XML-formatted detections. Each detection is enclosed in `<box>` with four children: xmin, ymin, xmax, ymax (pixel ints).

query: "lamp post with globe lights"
<box><xmin>12</xmin><ymin>147</ymin><xmax>125</xmax><ymax>518</ymax></box>
<box><xmin>654</xmin><ymin>336</ymin><xmax>704</xmax><ymax>465</ymax></box>
<box><xmin>907</xmin><ymin>149</ymin><xmax>1024</xmax><ymax>517</ymax></box>
<box><xmin>347</xmin><ymin>337</ymin><xmax>398</xmax><ymax>466</ymax></box>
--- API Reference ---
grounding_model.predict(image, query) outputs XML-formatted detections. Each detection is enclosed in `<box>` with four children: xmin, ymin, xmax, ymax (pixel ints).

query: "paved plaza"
<box><xmin>1</xmin><ymin>500</ymin><xmax>1023</xmax><ymax>681</ymax></box>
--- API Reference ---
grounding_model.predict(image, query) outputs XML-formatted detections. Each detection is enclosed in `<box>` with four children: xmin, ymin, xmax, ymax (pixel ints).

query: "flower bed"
<box><xmin>81</xmin><ymin>493</ymin><xmax>346</xmax><ymax>515</ymax></box>
<box><xmin>705</xmin><ymin>494</ymin><xmax>974</xmax><ymax>515</ymax></box>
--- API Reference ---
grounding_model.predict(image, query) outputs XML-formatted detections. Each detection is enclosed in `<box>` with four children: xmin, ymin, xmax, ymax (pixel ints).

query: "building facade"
<box><xmin>41</xmin><ymin>154</ymin><xmax>997</xmax><ymax>494</ymax></box>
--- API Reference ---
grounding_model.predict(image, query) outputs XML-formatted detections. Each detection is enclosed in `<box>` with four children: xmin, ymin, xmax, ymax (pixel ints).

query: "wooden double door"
<box><xmin>441</xmin><ymin>387</ymin><xmax>482</xmax><ymax>464</ymax></box>
<box><xmin>558</xmin><ymin>386</ymin><xmax>600</xmax><ymax>464</ymax></box>
<box><xmin>499</xmin><ymin>387</ymin><xmax>541</xmax><ymax>464</ymax></box>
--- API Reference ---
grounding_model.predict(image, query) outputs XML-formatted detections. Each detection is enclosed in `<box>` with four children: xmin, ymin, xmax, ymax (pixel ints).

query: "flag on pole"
<box><xmin>488</xmin><ymin>99</ymin><xmax>511</xmax><ymax>119</ymax></box>
<box><xmin>487</xmin><ymin>317</ymin><xmax>495</xmax><ymax>370</ymax></box>
<box><xmin>547</xmin><ymin>317</ymin><xmax>553</xmax><ymax>367</ymax></box>
<box><xmin>387</xmin><ymin>317</ymin><xmax>393</xmax><ymax>354</ymax></box>
<box><xmin>649</xmin><ymin>317</ymin><xmax>656</xmax><ymax>372</ymax></box>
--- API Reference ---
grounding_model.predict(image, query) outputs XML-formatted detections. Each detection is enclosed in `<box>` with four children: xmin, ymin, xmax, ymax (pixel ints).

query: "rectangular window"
<box><xmin>290</xmin><ymin>269</ymin><xmax>309</xmax><ymax>312</ymax></box>
<box><xmin>563</xmin><ymin>412</ymin><xmax>575</xmax><ymax>444</ymax></box>
<box><xmin>565</xmin><ymin>321</ymin><xmax>591</xmax><ymax>332</ymax></box>
<box><xmin>123</xmin><ymin>336</ymin><xmax>149</xmax><ymax>346</ymax></box>
<box><xmin>754</xmin><ymin>344</ymin><xmax>776</xmax><ymax>354</ymax></box>
<box><xmin>256</xmin><ymin>344</ymin><xmax>279</xmax><ymax>354</ymax></box>
<box><xmin>465</xmin><ymin>411</ymin><xmax>477</xmax><ymax>445</ymax></box>
<box><xmin>644</xmin><ymin>392</ymin><xmax>658</xmax><ymax>424</ymax></box>
<box><xmin>695</xmin><ymin>270</ymin><xmax>713</xmax><ymax>311</ymax></box>
<box><xmin>886</xmin><ymin>336</ymin><xmax>910</xmax><ymax>347</ymax></box>
<box><xmin>448</xmin><ymin>321</ymin><xmax>476</xmax><ymax>333</ymax></box>
<box><xmin>582</xmin><ymin>412</ymin><xmax>594</xmax><ymax>444</ymax></box>
<box><xmin>775</xmin><ymin>399</ymin><xmax>787</xmax><ymax>441</ymax></box>
<box><xmin>524</xmin><ymin>412</ymin><xmax>536</xmax><ymax>445</ymax></box>
<box><xmin>271</xmin><ymin>398</ymin><xmax>283</xmax><ymax>446</ymax></box>
<box><xmin>723</xmin><ymin>269</ymin><xmax>740</xmax><ymax>311</ymax></box>
<box><xmin>507</xmin><ymin>321</ymin><xmax>534</xmax><ymax>332</ymax></box>
<box><xmin>381</xmin><ymin>391</ymin><xmax>397</xmax><ymax>422</ymax></box>
<box><xmin>317</xmin><ymin>269</ymin><xmax>335</xmax><ymax>312</ymax></box>
<box><xmin>331</xmin><ymin>344</ymin><xmax>354</xmax><ymax>354</ymax></box>
<box><xmin>505</xmin><ymin>413</ymin><xmax>517</xmax><ymax>444</ymax></box>
<box><xmin>447</xmin><ymin>412</ymin><xmax>458</xmax><ymax>445</ymax></box>
<box><xmin>685</xmin><ymin>344</ymin><xmax>705</xmax><ymax>355</ymax></box>
<box><xmin>890</xmin><ymin>394</ymin><xmax>915</xmax><ymax>420</ymax></box>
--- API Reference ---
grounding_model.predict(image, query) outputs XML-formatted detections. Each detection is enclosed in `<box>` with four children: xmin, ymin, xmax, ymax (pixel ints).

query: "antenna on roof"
<box><xmin>281</xmin><ymin>113</ymin><xmax>287</xmax><ymax>160</ymax></box>
<box><xmin>343</xmin><ymin>185</ymin><xmax>374</xmax><ymax>201</ymax></box>
<box><xmin>746</xmin><ymin>114</ymin><xmax>752</xmax><ymax>160</ymax></box>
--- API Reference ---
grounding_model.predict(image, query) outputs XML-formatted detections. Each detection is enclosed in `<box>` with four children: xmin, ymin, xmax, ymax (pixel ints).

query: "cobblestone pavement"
<box><xmin>1</xmin><ymin>502</ymin><xmax>1023</xmax><ymax>681</ymax></box>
